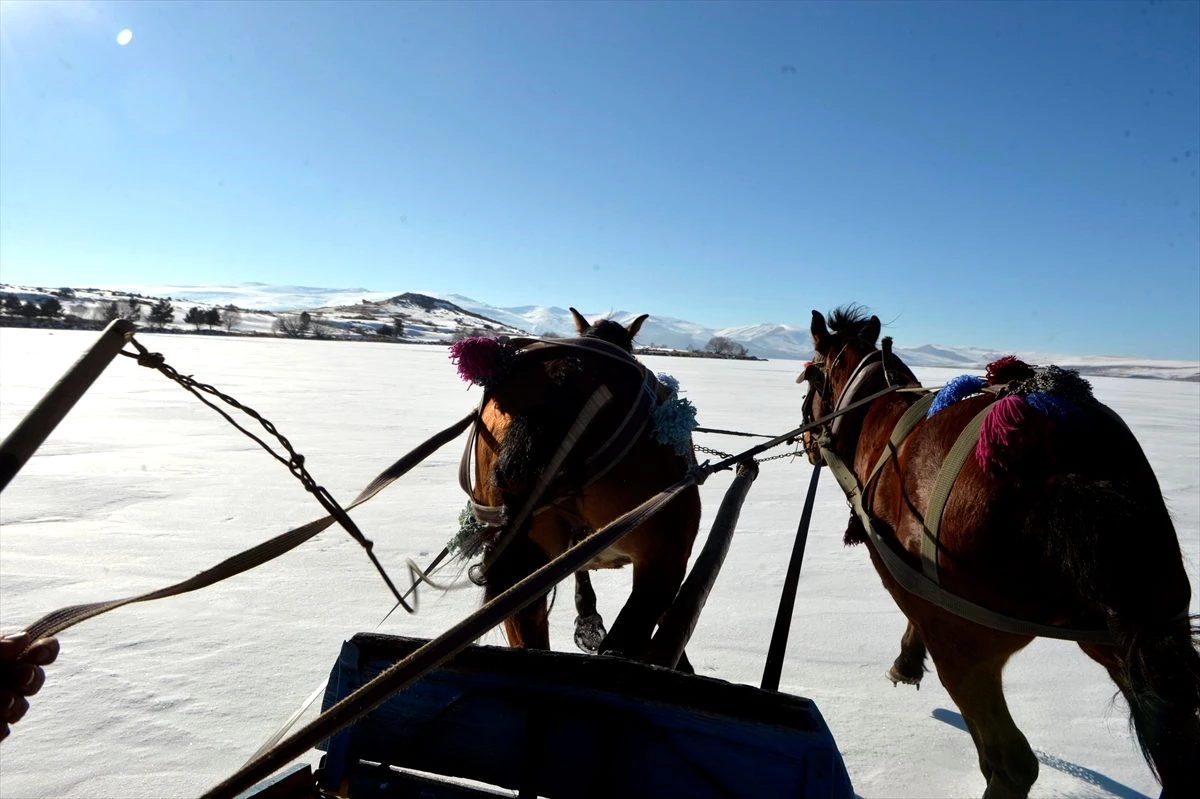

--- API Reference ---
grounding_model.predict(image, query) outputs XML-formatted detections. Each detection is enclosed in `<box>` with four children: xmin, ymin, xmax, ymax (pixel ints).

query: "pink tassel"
<box><xmin>976</xmin><ymin>394</ymin><xmax>1051</xmax><ymax>473</ymax></box>
<box><xmin>448</xmin><ymin>336</ymin><xmax>515</xmax><ymax>387</ymax></box>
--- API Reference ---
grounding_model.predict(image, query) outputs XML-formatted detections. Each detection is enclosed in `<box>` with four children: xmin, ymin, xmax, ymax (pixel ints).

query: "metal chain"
<box><xmin>694</xmin><ymin>441</ymin><xmax>805</xmax><ymax>465</ymax></box>
<box><xmin>118</xmin><ymin>336</ymin><xmax>413</xmax><ymax>611</ymax></box>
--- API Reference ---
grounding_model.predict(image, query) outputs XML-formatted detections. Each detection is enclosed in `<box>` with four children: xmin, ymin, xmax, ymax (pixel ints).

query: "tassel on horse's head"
<box><xmin>449</xmin><ymin>336</ymin><xmax>518</xmax><ymax>388</ymax></box>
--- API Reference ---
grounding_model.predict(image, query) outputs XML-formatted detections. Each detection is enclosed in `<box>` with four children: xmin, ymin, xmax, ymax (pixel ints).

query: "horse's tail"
<box><xmin>1119</xmin><ymin>616</ymin><xmax>1200</xmax><ymax>795</ymax></box>
<box><xmin>1036</xmin><ymin>474</ymin><xmax>1200</xmax><ymax>792</ymax></box>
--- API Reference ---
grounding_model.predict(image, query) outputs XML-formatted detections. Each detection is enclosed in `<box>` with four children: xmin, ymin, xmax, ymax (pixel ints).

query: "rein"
<box><xmin>20</xmin><ymin>410</ymin><xmax>479</xmax><ymax>643</ymax></box>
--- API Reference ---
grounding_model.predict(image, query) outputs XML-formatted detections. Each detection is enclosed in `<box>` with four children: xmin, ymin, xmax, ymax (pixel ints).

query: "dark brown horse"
<box><xmin>462</xmin><ymin>309</ymin><xmax>702</xmax><ymax>663</ymax></box>
<box><xmin>800</xmin><ymin>305</ymin><xmax>1199</xmax><ymax>798</ymax></box>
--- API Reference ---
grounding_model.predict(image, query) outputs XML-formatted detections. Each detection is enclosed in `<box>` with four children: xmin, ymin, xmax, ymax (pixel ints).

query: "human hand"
<box><xmin>0</xmin><ymin>632</ymin><xmax>60</xmax><ymax>743</ymax></box>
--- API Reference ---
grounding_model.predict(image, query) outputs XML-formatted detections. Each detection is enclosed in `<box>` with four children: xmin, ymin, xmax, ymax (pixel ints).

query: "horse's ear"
<box><xmin>626</xmin><ymin>313</ymin><xmax>649</xmax><ymax>340</ymax></box>
<box><xmin>569</xmin><ymin>307</ymin><xmax>590</xmax><ymax>335</ymax></box>
<box><xmin>811</xmin><ymin>310</ymin><xmax>829</xmax><ymax>350</ymax></box>
<box><xmin>864</xmin><ymin>315</ymin><xmax>882</xmax><ymax>348</ymax></box>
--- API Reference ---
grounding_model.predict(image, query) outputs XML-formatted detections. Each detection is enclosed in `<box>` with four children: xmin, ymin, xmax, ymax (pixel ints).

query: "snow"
<box><xmin>0</xmin><ymin>328</ymin><xmax>1196</xmax><ymax>798</ymax></box>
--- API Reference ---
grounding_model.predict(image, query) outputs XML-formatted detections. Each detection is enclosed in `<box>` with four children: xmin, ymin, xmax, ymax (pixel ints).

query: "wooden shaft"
<box><xmin>200</xmin><ymin>472</ymin><xmax>698</xmax><ymax>799</ymax></box>
<box><xmin>761</xmin><ymin>462</ymin><xmax>823</xmax><ymax>691</ymax></box>
<box><xmin>0</xmin><ymin>320</ymin><xmax>137</xmax><ymax>493</ymax></box>
<box><xmin>648</xmin><ymin>459</ymin><xmax>759</xmax><ymax>669</ymax></box>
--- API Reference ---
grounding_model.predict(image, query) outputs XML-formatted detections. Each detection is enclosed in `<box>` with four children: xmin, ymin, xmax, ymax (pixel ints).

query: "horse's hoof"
<box><xmin>574</xmin><ymin>613</ymin><xmax>607</xmax><ymax>654</ymax></box>
<box><xmin>886</xmin><ymin>665</ymin><xmax>922</xmax><ymax>689</ymax></box>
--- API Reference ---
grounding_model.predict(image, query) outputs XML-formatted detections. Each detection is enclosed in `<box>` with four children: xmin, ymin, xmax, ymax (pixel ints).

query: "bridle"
<box><xmin>799</xmin><ymin>343</ymin><xmax>849</xmax><ymax>461</ymax></box>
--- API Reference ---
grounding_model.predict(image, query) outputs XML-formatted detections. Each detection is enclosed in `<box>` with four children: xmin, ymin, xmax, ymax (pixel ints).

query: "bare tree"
<box><xmin>705</xmin><ymin>336</ymin><xmax>748</xmax><ymax>358</ymax></box>
<box><xmin>121</xmin><ymin>299</ymin><xmax>142</xmax><ymax>322</ymax></box>
<box><xmin>450</xmin><ymin>327</ymin><xmax>488</xmax><ymax>342</ymax></box>
<box><xmin>273</xmin><ymin>312</ymin><xmax>311</xmax><ymax>338</ymax></box>
<box><xmin>101</xmin><ymin>299</ymin><xmax>142</xmax><ymax>322</ymax></box>
<box><xmin>223</xmin><ymin>305</ymin><xmax>241</xmax><ymax>332</ymax></box>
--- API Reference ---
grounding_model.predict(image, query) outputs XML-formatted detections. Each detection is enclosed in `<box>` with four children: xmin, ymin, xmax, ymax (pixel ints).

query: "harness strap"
<box><xmin>570</xmin><ymin>368</ymin><xmax>656</xmax><ymax>490</ymax></box>
<box><xmin>458</xmin><ymin>397</ymin><xmax>507</xmax><ymax>527</ymax></box>
<box><xmin>864</xmin><ymin>392</ymin><xmax>937</xmax><ymax>493</ymax></box>
<box><xmin>921</xmin><ymin>401</ymin><xmax>993</xmax><ymax>583</ymax></box>
<box><xmin>829</xmin><ymin>352</ymin><xmax>884</xmax><ymax>440</ymax></box>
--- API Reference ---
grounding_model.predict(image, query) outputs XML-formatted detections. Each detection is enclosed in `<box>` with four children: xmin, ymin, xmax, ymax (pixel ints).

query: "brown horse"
<box><xmin>462</xmin><ymin>309</ymin><xmax>702</xmax><ymax>663</ymax></box>
<box><xmin>800</xmin><ymin>305</ymin><xmax>1199</xmax><ymax>798</ymax></box>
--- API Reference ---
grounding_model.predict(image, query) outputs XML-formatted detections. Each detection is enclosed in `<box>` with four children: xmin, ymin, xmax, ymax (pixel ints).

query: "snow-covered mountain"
<box><xmin>2</xmin><ymin>282</ymin><xmax>1197</xmax><ymax>381</ymax></box>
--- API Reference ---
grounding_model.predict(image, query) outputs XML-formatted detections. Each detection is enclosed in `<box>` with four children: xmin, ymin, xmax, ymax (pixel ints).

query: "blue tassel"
<box><xmin>1023</xmin><ymin>391</ymin><xmax>1082</xmax><ymax>422</ymax></box>
<box><xmin>652</xmin><ymin>395</ymin><xmax>699</xmax><ymax>455</ymax></box>
<box><xmin>656</xmin><ymin>372</ymin><xmax>680</xmax><ymax>395</ymax></box>
<box><xmin>928</xmin><ymin>375</ymin><xmax>986</xmax><ymax>418</ymax></box>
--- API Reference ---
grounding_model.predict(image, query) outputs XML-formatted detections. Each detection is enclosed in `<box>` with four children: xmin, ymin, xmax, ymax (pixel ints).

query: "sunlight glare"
<box><xmin>116</xmin><ymin>28</ymin><xmax>132</xmax><ymax>46</ymax></box>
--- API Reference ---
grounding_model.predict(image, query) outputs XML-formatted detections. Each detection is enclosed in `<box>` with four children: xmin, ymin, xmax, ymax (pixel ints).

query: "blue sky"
<box><xmin>0</xmin><ymin>1</ymin><xmax>1197</xmax><ymax>358</ymax></box>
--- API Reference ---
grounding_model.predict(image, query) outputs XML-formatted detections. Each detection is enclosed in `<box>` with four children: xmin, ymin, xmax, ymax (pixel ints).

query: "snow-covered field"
<box><xmin>0</xmin><ymin>329</ymin><xmax>1196</xmax><ymax>798</ymax></box>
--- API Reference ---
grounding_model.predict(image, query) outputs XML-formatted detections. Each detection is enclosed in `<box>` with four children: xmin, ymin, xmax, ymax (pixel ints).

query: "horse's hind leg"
<box><xmin>887</xmin><ymin>620</ymin><xmax>928</xmax><ymax>688</ymax></box>
<box><xmin>922</xmin><ymin>623</ymin><xmax>1038</xmax><ymax>799</ymax></box>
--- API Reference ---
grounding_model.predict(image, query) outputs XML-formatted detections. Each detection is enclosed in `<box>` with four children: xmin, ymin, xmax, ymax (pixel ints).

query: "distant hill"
<box><xmin>2</xmin><ymin>282</ymin><xmax>1197</xmax><ymax>380</ymax></box>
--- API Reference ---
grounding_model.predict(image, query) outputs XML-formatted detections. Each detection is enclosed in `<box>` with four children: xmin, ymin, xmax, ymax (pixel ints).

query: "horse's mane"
<box><xmin>827</xmin><ymin>303</ymin><xmax>877</xmax><ymax>348</ymax></box>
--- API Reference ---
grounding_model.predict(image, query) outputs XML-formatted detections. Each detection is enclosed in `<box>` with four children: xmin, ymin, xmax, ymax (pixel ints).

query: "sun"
<box><xmin>116</xmin><ymin>28</ymin><xmax>132</xmax><ymax>46</ymax></box>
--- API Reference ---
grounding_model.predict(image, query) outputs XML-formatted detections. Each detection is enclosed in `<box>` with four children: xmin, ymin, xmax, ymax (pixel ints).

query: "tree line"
<box><xmin>0</xmin><ymin>294</ymin><xmax>241</xmax><ymax>332</ymax></box>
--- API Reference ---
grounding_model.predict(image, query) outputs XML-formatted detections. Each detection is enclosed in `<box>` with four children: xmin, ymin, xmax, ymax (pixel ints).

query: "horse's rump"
<box><xmin>869</xmin><ymin>377</ymin><xmax>1187</xmax><ymax>629</ymax></box>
